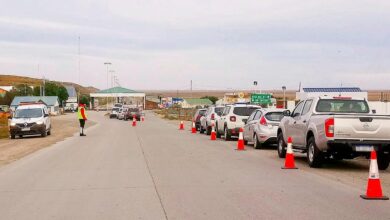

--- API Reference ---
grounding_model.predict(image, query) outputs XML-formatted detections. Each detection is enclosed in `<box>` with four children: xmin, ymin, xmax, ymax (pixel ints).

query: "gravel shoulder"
<box><xmin>0</xmin><ymin>112</ymin><xmax>96</xmax><ymax>167</ymax></box>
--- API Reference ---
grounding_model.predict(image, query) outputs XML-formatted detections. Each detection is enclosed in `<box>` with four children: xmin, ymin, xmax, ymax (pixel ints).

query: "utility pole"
<box><xmin>190</xmin><ymin>80</ymin><xmax>193</xmax><ymax>98</ymax></box>
<box><xmin>78</xmin><ymin>36</ymin><xmax>81</xmax><ymax>105</ymax></box>
<box><xmin>104</xmin><ymin>62</ymin><xmax>112</xmax><ymax>111</ymax></box>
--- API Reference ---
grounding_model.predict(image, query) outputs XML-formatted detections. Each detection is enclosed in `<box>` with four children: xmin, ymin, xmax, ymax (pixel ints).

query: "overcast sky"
<box><xmin>1</xmin><ymin>0</ymin><xmax>389</xmax><ymax>90</ymax></box>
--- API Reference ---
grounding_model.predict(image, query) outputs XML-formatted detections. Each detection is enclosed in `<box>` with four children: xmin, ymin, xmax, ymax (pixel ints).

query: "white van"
<box><xmin>9</xmin><ymin>104</ymin><xmax>52</xmax><ymax>139</ymax></box>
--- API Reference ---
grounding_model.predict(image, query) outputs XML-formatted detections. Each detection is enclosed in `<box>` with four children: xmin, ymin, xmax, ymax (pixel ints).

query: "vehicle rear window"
<box><xmin>112</xmin><ymin>108</ymin><xmax>119</xmax><ymax>111</ymax></box>
<box><xmin>129</xmin><ymin>108</ymin><xmax>139</xmax><ymax>112</ymax></box>
<box><xmin>265</xmin><ymin>112</ymin><xmax>284</xmax><ymax>121</ymax></box>
<box><xmin>316</xmin><ymin>99</ymin><xmax>369</xmax><ymax>113</ymax></box>
<box><xmin>199</xmin><ymin>110</ymin><xmax>206</xmax><ymax>116</ymax></box>
<box><xmin>233</xmin><ymin>107</ymin><xmax>259</xmax><ymax>116</ymax></box>
<box><xmin>215</xmin><ymin>107</ymin><xmax>224</xmax><ymax>115</ymax></box>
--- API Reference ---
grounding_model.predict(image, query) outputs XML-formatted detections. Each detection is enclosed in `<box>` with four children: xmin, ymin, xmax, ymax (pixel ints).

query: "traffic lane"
<box><xmin>0</xmin><ymin>112</ymin><xmax>166</xmax><ymax>220</ymax></box>
<box><xmin>137</xmin><ymin>113</ymin><xmax>390</xmax><ymax>220</ymax></box>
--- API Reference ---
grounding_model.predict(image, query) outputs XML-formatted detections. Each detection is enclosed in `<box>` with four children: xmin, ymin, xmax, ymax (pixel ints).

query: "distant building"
<box><xmin>64</xmin><ymin>86</ymin><xmax>78</xmax><ymax>111</ymax></box>
<box><xmin>181</xmin><ymin>98</ymin><xmax>213</xmax><ymax>109</ymax></box>
<box><xmin>296</xmin><ymin>87</ymin><xmax>368</xmax><ymax>100</ymax></box>
<box><xmin>10</xmin><ymin>96</ymin><xmax>61</xmax><ymax>115</ymax></box>
<box><xmin>145</xmin><ymin>96</ymin><xmax>160</xmax><ymax>110</ymax></box>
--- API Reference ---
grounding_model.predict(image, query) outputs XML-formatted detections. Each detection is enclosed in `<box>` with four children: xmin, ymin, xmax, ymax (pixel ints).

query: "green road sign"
<box><xmin>251</xmin><ymin>93</ymin><xmax>272</xmax><ymax>105</ymax></box>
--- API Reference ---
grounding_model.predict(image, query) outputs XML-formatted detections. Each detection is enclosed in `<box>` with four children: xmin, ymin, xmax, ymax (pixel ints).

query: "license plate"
<box><xmin>355</xmin><ymin>145</ymin><xmax>374</xmax><ymax>152</ymax></box>
<box><xmin>21</xmin><ymin>127</ymin><xmax>30</xmax><ymax>131</ymax></box>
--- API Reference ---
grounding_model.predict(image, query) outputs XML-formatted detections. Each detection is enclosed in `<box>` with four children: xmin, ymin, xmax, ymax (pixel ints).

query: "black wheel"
<box><xmin>224</xmin><ymin>127</ymin><xmax>231</xmax><ymax>141</ymax></box>
<box><xmin>19</xmin><ymin>135</ymin><xmax>23</xmax><ymax>138</ymax></box>
<box><xmin>216</xmin><ymin>124</ymin><xmax>221</xmax><ymax>138</ymax></box>
<box><xmin>277</xmin><ymin>133</ymin><xmax>286</xmax><ymax>158</ymax></box>
<box><xmin>11</xmin><ymin>134</ymin><xmax>15</xmax><ymax>139</ymax></box>
<box><xmin>206</xmin><ymin>125</ymin><xmax>211</xmax><ymax>135</ymax></box>
<box><xmin>377</xmin><ymin>151</ymin><xmax>390</xmax><ymax>170</ymax></box>
<box><xmin>307</xmin><ymin>137</ymin><xmax>323</xmax><ymax>168</ymax></box>
<box><xmin>253</xmin><ymin>134</ymin><xmax>262</xmax><ymax>149</ymax></box>
<box><xmin>47</xmin><ymin>129</ymin><xmax>51</xmax><ymax>136</ymax></box>
<box><xmin>41</xmin><ymin>131</ymin><xmax>47</xmax><ymax>137</ymax></box>
<box><xmin>199</xmin><ymin>126</ymin><xmax>205</xmax><ymax>134</ymax></box>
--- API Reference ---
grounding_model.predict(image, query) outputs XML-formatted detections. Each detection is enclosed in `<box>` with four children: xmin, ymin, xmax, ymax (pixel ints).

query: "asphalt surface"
<box><xmin>0</xmin><ymin>111</ymin><xmax>389</xmax><ymax>220</ymax></box>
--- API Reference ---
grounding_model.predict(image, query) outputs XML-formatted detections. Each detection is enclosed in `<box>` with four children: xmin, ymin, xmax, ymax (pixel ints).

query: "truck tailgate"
<box><xmin>334</xmin><ymin>115</ymin><xmax>390</xmax><ymax>140</ymax></box>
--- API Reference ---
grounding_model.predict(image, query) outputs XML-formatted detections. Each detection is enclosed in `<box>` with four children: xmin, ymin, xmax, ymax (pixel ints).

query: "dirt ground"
<box><xmin>0</xmin><ymin>113</ymin><xmax>95</xmax><ymax>167</ymax></box>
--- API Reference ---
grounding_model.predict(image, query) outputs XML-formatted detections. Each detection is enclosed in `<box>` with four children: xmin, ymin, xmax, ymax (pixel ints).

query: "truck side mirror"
<box><xmin>283</xmin><ymin>110</ymin><xmax>291</xmax><ymax>117</ymax></box>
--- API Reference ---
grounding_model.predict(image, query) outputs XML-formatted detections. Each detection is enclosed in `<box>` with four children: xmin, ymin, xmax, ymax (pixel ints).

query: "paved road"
<box><xmin>0</xmin><ymin>112</ymin><xmax>389</xmax><ymax>220</ymax></box>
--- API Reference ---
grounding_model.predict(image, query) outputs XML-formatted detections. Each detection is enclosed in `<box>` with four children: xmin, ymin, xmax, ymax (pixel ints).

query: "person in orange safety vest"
<box><xmin>77</xmin><ymin>103</ymin><xmax>88</xmax><ymax>136</ymax></box>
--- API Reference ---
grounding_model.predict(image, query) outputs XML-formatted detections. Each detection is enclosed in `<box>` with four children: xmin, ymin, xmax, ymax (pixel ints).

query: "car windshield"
<box><xmin>215</xmin><ymin>107</ymin><xmax>224</xmax><ymax>115</ymax></box>
<box><xmin>316</xmin><ymin>99</ymin><xmax>370</xmax><ymax>113</ymax></box>
<box><xmin>14</xmin><ymin>108</ymin><xmax>43</xmax><ymax>118</ymax></box>
<box><xmin>233</xmin><ymin>107</ymin><xmax>259</xmax><ymax>116</ymax></box>
<box><xmin>129</xmin><ymin>108</ymin><xmax>139</xmax><ymax>112</ymax></box>
<box><xmin>265</xmin><ymin>112</ymin><xmax>284</xmax><ymax>121</ymax></box>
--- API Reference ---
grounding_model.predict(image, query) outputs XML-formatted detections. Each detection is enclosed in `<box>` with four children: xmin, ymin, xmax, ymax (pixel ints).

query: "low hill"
<box><xmin>0</xmin><ymin>75</ymin><xmax>99</xmax><ymax>95</ymax></box>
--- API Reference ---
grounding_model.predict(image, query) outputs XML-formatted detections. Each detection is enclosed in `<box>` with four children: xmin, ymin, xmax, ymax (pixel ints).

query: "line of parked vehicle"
<box><xmin>108</xmin><ymin>103</ymin><xmax>143</xmax><ymax>121</ymax></box>
<box><xmin>193</xmin><ymin>96</ymin><xmax>390</xmax><ymax>170</ymax></box>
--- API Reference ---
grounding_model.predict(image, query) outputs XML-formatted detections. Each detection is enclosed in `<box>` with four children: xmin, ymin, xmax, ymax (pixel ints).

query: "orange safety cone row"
<box><xmin>210</xmin><ymin>122</ymin><xmax>216</xmax><ymax>140</ymax></box>
<box><xmin>179</xmin><ymin>121</ymin><xmax>184</xmax><ymax>130</ymax></box>
<box><xmin>361</xmin><ymin>150</ymin><xmax>389</xmax><ymax>200</ymax></box>
<box><xmin>236</xmin><ymin>128</ymin><xmax>245</xmax><ymax>151</ymax></box>
<box><xmin>282</xmin><ymin>137</ymin><xmax>298</xmax><ymax>169</ymax></box>
<box><xmin>191</xmin><ymin>121</ymin><xmax>197</xmax><ymax>133</ymax></box>
<box><xmin>132</xmin><ymin>115</ymin><xmax>137</xmax><ymax>127</ymax></box>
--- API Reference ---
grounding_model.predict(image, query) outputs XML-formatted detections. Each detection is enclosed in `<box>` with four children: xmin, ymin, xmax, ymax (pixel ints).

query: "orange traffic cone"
<box><xmin>191</xmin><ymin>121</ymin><xmax>197</xmax><ymax>133</ymax></box>
<box><xmin>236</xmin><ymin>128</ymin><xmax>245</xmax><ymax>151</ymax></box>
<box><xmin>210</xmin><ymin>122</ymin><xmax>216</xmax><ymax>140</ymax></box>
<box><xmin>282</xmin><ymin>137</ymin><xmax>298</xmax><ymax>169</ymax></box>
<box><xmin>360</xmin><ymin>150</ymin><xmax>389</xmax><ymax>200</ymax></box>
<box><xmin>132</xmin><ymin>115</ymin><xmax>137</xmax><ymax>127</ymax></box>
<box><xmin>179</xmin><ymin>121</ymin><xmax>184</xmax><ymax>130</ymax></box>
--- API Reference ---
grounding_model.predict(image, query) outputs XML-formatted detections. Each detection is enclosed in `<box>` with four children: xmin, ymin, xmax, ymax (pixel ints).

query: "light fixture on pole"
<box><xmin>104</xmin><ymin>62</ymin><xmax>112</xmax><ymax>111</ymax></box>
<box><xmin>282</xmin><ymin>86</ymin><xmax>286</xmax><ymax>109</ymax></box>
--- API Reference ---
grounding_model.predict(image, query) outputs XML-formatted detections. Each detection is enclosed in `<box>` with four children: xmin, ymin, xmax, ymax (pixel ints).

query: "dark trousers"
<box><xmin>79</xmin><ymin>119</ymin><xmax>86</xmax><ymax>128</ymax></box>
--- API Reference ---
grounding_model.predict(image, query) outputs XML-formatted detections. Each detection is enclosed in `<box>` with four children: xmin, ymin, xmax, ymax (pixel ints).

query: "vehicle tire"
<box><xmin>47</xmin><ymin>129</ymin><xmax>51</xmax><ymax>136</ymax></box>
<box><xmin>206</xmin><ymin>126</ymin><xmax>211</xmax><ymax>135</ymax></box>
<box><xmin>307</xmin><ymin>137</ymin><xmax>324</xmax><ymax>168</ymax></box>
<box><xmin>377</xmin><ymin>151</ymin><xmax>390</xmax><ymax>170</ymax></box>
<box><xmin>224</xmin><ymin>127</ymin><xmax>231</xmax><ymax>141</ymax></box>
<box><xmin>19</xmin><ymin>135</ymin><xmax>23</xmax><ymax>138</ymax></box>
<box><xmin>253</xmin><ymin>134</ymin><xmax>262</xmax><ymax>149</ymax></box>
<box><xmin>41</xmin><ymin>130</ymin><xmax>47</xmax><ymax>137</ymax></box>
<box><xmin>10</xmin><ymin>134</ymin><xmax>15</xmax><ymax>139</ymax></box>
<box><xmin>216</xmin><ymin>124</ymin><xmax>221</xmax><ymax>138</ymax></box>
<box><xmin>277</xmin><ymin>133</ymin><xmax>286</xmax><ymax>158</ymax></box>
<box><xmin>200</xmin><ymin>126</ymin><xmax>205</xmax><ymax>134</ymax></box>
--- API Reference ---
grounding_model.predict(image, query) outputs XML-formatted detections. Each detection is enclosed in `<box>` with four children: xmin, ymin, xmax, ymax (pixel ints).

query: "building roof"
<box><xmin>96</xmin><ymin>87</ymin><xmax>139</xmax><ymax>94</ymax></box>
<box><xmin>11</xmin><ymin>96</ymin><xmax>60</xmax><ymax>107</ymax></box>
<box><xmin>302</xmin><ymin>87</ymin><xmax>362</xmax><ymax>93</ymax></box>
<box><xmin>65</xmin><ymin>86</ymin><xmax>77</xmax><ymax>97</ymax></box>
<box><xmin>184</xmin><ymin>98</ymin><xmax>213</xmax><ymax>105</ymax></box>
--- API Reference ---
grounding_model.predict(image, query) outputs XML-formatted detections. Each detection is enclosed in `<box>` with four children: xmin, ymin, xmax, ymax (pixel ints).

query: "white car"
<box><xmin>200</xmin><ymin>106</ymin><xmax>224</xmax><ymax>135</ymax></box>
<box><xmin>117</xmin><ymin>107</ymin><xmax>128</xmax><ymax>120</ymax></box>
<box><xmin>9</xmin><ymin>103</ymin><xmax>51</xmax><ymax>139</ymax></box>
<box><xmin>215</xmin><ymin>104</ymin><xmax>261</xmax><ymax>140</ymax></box>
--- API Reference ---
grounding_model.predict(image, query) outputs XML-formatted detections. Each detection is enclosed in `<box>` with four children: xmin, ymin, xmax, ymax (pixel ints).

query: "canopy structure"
<box><xmin>90</xmin><ymin>87</ymin><xmax>146</xmax><ymax>109</ymax></box>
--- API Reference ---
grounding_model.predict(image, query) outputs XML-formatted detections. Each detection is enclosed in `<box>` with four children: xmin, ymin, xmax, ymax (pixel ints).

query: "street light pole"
<box><xmin>104</xmin><ymin>62</ymin><xmax>112</xmax><ymax>112</ymax></box>
<box><xmin>282</xmin><ymin>86</ymin><xmax>286</xmax><ymax>109</ymax></box>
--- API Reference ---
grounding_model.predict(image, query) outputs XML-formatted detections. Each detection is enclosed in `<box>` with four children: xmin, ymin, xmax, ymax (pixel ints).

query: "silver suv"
<box><xmin>216</xmin><ymin>104</ymin><xmax>260</xmax><ymax>140</ymax></box>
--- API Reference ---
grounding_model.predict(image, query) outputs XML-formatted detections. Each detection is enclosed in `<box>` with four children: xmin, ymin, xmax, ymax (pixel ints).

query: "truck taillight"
<box><xmin>211</xmin><ymin>113</ymin><xmax>215</xmax><ymax>120</ymax></box>
<box><xmin>325</xmin><ymin>118</ymin><xmax>334</xmax><ymax>138</ymax></box>
<box><xmin>260</xmin><ymin>116</ymin><xmax>267</xmax><ymax>126</ymax></box>
<box><xmin>230</xmin><ymin>116</ymin><xmax>236</xmax><ymax>122</ymax></box>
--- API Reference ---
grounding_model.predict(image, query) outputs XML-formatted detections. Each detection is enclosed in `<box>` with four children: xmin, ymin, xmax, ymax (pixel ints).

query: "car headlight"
<box><xmin>36</xmin><ymin>121</ymin><xmax>44</xmax><ymax>125</ymax></box>
<box><xmin>10</xmin><ymin>122</ymin><xmax>16</xmax><ymax>126</ymax></box>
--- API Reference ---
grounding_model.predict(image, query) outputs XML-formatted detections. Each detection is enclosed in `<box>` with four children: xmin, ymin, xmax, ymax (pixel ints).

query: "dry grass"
<box><xmin>154</xmin><ymin>108</ymin><xmax>196</xmax><ymax>121</ymax></box>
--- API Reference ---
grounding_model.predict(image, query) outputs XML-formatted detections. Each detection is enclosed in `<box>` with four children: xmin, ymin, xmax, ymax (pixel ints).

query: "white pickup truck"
<box><xmin>277</xmin><ymin>96</ymin><xmax>390</xmax><ymax>169</ymax></box>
